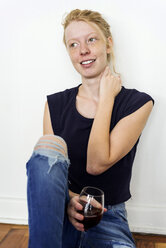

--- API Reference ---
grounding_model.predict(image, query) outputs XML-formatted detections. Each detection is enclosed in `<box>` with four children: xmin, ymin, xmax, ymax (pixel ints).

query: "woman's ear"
<box><xmin>106</xmin><ymin>37</ymin><xmax>113</xmax><ymax>54</ymax></box>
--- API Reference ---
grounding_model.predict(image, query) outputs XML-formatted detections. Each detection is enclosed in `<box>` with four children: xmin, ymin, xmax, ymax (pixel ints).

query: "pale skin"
<box><xmin>43</xmin><ymin>20</ymin><xmax>153</xmax><ymax>231</ymax></box>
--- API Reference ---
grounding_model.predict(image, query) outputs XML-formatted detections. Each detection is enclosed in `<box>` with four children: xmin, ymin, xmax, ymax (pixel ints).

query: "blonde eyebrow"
<box><xmin>66</xmin><ymin>32</ymin><xmax>99</xmax><ymax>44</ymax></box>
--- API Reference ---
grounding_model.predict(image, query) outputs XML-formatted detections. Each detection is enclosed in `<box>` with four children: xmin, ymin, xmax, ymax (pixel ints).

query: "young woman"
<box><xmin>26</xmin><ymin>9</ymin><xmax>154</xmax><ymax>248</ymax></box>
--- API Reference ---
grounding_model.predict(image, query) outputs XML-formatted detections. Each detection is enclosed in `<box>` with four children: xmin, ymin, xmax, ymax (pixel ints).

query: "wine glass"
<box><xmin>78</xmin><ymin>186</ymin><xmax>104</xmax><ymax>247</ymax></box>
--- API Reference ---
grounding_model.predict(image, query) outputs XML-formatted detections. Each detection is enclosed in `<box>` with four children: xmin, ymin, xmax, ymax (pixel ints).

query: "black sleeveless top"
<box><xmin>47</xmin><ymin>85</ymin><xmax>154</xmax><ymax>205</ymax></box>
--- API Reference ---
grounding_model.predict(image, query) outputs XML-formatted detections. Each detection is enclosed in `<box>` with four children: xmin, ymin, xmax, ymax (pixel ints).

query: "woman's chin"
<box><xmin>80</xmin><ymin>69</ymin><xmax>104</xmax><ymax>80</ymax></box>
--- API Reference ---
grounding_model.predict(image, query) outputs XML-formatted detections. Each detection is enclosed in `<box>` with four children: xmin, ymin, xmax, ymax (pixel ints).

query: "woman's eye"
<box><xmin>70</xmin><ymin>43</ymin><xmax>78</xmax><ymax>48</ymax></box>
<box><xmin>88</xmin><ymin>37</ymin><xmax>96</xmax><ymax>43</ymax></box>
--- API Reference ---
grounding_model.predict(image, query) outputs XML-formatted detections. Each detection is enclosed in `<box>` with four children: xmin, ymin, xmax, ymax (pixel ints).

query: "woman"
<box><xmin>26</xmin><ymin>9</ymin><xmax>154</xmax><ymax>248</ymax></box>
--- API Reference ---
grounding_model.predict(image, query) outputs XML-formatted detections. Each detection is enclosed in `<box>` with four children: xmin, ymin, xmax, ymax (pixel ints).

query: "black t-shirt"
<box><xmin>47</xmin><ymin>85</ymin><xmax>154</xmax><ymax>205</ymax></box>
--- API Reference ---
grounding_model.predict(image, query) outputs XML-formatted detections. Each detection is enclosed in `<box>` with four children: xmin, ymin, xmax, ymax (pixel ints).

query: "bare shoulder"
<box><xmin>117</xmin><ymin>100</ymin><xmax>154</xmax><ymax>133</ymax></box>
<box><xmin>142</xmin><ymin>99</ymin><xmax>153</xmax><ymax>111</ymax></box>
<box><xmin>135</xmin><ymin>100</ymin><xmax>154</xmax><ymax>120</ymax></box>
<box><xmin>43</xmin><ymin>101</ymin><xmax>54</xmax><ymax>135</ymax></box>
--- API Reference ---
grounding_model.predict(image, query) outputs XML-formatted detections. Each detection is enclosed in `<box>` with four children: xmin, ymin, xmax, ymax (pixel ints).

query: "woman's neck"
<box><xmin>79</xmin><ymin>74</ymin><xmax>101</xmax><ymax>102</ymax></box>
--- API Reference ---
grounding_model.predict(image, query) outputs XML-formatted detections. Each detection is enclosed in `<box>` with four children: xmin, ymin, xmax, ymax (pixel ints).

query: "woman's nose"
<box><xmin>80</xmin><ymin>43</ymin><xmax>90</xmax><ymax>55</ymax></box>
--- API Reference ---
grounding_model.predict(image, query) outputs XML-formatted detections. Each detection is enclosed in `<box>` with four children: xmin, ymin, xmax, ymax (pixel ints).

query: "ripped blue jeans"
<box><xmin>26</xmin><ymin>135</ymin><xmax>136</xmax><ymax>248</ymax></box>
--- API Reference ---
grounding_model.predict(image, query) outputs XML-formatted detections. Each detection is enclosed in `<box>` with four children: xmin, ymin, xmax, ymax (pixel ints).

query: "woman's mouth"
<box><xmin>80</xmin><ymin>59</ymin><xmax>96</xmax><ymax>67</ymax></box>
<box><xmin>80</xmin><ymin>59</ymin><xmax>95</xmax><ymax>65</ymax></box>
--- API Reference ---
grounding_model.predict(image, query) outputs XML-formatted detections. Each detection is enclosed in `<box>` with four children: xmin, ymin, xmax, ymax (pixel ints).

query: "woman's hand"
<box><xmin>67</xmin><ymin>196</ymin><xmax>85</xmax><ymax>232</ymax></box>
<box><xmin>99</xmin><ymin>66</ymin><xmax>122</xmax><ymax>101</ymax></box>
<box><xmin>67</xmin><ymin>195</ymin><xmax>107</xmax><ymax>231</ymax></box>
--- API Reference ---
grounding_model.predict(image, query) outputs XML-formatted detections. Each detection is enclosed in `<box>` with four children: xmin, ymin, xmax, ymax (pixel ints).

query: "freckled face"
<box><xmin>64</xmin><ymin>21</ymin><xmax>111</xmax><ymax>80</ymax></box>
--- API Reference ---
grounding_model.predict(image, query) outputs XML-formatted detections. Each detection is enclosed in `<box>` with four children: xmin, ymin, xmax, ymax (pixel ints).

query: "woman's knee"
<box><xmin>34</xmin><ymin>134</ymin><xmax>68</xmax><ymax>158</ymax></box>
<box><xmin>26</xmin><ymin>134</ymin><xmax>69</xmax><ymax>179</ymax></box>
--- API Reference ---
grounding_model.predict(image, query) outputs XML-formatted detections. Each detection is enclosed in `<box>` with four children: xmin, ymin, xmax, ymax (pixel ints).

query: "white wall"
<box><xmin>0</xmin><ymin>0</ymin><xmax>165</xmax><ymax>234</ymax></box>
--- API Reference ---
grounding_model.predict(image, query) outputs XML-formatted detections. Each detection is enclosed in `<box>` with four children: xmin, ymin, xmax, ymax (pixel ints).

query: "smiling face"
<box><xmin>64</xmin><ymin>21</ymin><xmax>111</xmax><ymax>80</ymax></box>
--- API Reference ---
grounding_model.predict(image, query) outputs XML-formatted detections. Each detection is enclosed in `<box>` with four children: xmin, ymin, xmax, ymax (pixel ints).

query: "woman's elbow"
<box><xmin>86</xmin><ymin>164</ymin><xmax>101</xmax><ymax>175</ymax></box>
<box><xmin>86</xmin><ymin>160</ymin><xmax>113</xmax><ymax>176</ymax></box>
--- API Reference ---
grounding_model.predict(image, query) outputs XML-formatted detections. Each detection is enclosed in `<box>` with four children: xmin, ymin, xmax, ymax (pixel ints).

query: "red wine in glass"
<box><xmin>78</xmin><ymin>199</ymin><xmax>103</xmax><ymax>230</ymax></box>
<box><xmin>78</xmin><ymin>186</ymin><xmax>104</xmax><ymax>231</ymax></box>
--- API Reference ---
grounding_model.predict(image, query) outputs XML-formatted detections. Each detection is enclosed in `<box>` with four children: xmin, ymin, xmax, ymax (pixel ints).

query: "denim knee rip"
<box><xmin>32</xmin><ymin>135</ymin><xmax>70</xmax><ymax>173</ymax></box>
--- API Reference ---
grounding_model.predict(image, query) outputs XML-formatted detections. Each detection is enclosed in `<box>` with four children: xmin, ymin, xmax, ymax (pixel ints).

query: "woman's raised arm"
<box><xmin>87</xmin><ymin>68</ymin><xmax>153</xmax><ymax>175</ymax></box>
